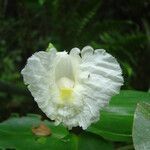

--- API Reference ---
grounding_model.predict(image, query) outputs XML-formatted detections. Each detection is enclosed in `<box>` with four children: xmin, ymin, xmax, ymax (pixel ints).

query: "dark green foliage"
<box><xmin>0</xmin><ymin>0</ymin><xmax>149</xmax><ymax>91</ymax></box>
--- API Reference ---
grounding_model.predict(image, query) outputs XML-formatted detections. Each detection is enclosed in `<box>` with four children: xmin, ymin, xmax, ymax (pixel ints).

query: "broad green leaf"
<box><xmin>87</xmin><ymin>90</ymin><xmax>150</xmax><ymax>142</ymax></box>
<box><xmin>133</xmin><ymin>102</ymin><xmax>150</xmax><ymax>150</ymax></box>
<box><xmin>0</xmin><ymin>114</ymin><xmax>114</xmax><ymax>150</ymax></box>
<box><xmin>66</xmin><ymin>133</ymin><xmax>114</xmax><ymax>150</ymax></box>
<box><xmin>0</xmin><ymin>114</ymin><xmax>69</xmax><ymax>150</ymax></box>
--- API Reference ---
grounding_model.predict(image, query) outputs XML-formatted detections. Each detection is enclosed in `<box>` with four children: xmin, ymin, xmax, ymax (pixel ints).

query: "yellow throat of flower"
<box><xmin>60</xmin><ymin>87</ymin><xmax>73</xmax><ymax>100</ymax></box>
<box><xmin>57</xmin><ymin>77</ymin><xmax>74</xmax><ymax>101</ymax></box>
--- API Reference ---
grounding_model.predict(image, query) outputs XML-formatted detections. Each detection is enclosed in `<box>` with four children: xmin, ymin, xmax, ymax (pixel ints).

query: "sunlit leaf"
<box><xmin>133</xmin><ymin>102</ymin><xmax>150</xmax><ymax>150</ymax></box>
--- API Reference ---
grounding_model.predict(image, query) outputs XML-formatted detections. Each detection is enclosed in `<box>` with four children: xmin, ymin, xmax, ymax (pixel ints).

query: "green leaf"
<box><xmin>0</xmin><ymin>114</ymin><xmax>114</xmax><ymax>150</ymax></box>
<box><xmin>0</xmin><ymin>114</ymin><xmax>69</xmax><ymax>150</ymax></box>
<box><xmin>66</xmin><ymin>133</ymin><xmax>114</xmax><ymax>150</ymax></box>
<box><xmin>87</xmin><ymin>90</ymin><xmax>150</xmax><ymax>142</ymax></box>
<box><xmin>133</xmin><ymin>102</ymin><xmax>150</xmax><ymax>150</ymax></box>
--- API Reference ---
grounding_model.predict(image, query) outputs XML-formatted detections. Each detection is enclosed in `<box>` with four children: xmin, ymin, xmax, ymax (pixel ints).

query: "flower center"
<box><xmin>55</xmin><ymin>53</ymin><xmax>75</xmax><ymax>101</ymax></box>
<box><xmin>57</xmin><ymin>77</ymin><xmax>74</xmax><ymax>101</ymax></box>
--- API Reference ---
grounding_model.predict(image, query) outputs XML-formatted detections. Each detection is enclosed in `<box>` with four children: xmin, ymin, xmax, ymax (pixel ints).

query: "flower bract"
<box><xmin>21</xmin><ymin>45</ymin><xmax>123</xmax><ymax>129</ymax></box>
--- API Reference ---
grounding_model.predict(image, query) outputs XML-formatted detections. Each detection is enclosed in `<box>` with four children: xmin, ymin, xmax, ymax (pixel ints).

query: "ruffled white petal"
<box><xmin>70</xmin><ymin>47</ymin><xmax>80</xmax><ymax>56</ymax></box>
<box><xmin>75</xmin><ymin>47</ymin><xmax>123</xmax><ymax>129</ymax></box>
<box><xmin>81</xmin><ymin>46</ymin><xmax>94</xmax><ymax>58</ymax></box>
<box><xmin>21</xmin><ymin>46</ymin><xmax>123</xmax><ymax>130</ymax></box>
<box><xmin>55</xmin><ymin>52</ymin><xmax>74</xmax><ymax>81</ymax></box>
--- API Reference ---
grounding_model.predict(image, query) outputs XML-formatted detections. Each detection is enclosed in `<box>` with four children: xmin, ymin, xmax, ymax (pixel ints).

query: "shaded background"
<box><xmin>0</xmin><ymin>0</ymin><xmax>150</xmax><ymax>121</ymax></box>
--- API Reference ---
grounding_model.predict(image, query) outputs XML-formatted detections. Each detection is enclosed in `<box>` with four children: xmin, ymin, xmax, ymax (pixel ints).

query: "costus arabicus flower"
<box><xmin>21</xmin><ymin>45</ymin><xmax>124</xmax><ymax>129</ymax></box>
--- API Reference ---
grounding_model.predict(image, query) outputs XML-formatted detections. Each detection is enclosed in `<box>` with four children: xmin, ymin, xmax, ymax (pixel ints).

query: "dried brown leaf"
<box><xmin>32</xmin><ymin>123</ymin><xmax>51</xmax><ymax>136</ymax></box>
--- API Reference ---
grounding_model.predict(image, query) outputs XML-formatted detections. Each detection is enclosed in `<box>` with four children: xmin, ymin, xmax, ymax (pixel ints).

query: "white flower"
<box><xmin>21</xmin><ymin>45</ymin><xmax>123</xmax><ymax>129</ymax></box>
